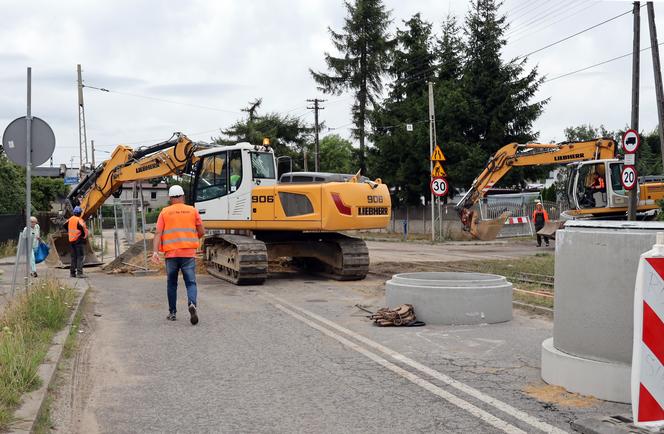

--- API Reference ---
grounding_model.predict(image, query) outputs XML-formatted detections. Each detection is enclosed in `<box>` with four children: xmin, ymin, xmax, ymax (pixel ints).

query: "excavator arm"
<box><xmin>68</xmin><ymin>133</ymin><xmax>202</xmax><ymax>219</ymax></box>
<box><xmin>455</xmin><ymin>138</ymin><xmax>616</xmax><ymax>237</ymax></box>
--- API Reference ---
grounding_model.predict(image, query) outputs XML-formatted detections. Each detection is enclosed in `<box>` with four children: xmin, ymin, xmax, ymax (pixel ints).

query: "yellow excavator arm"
<box><xmin>455</xmin><ymin>138</ymin><xmax>616</xmax><ymax>236</ymax></box>
<box><xmin>68</xmin><ymin>133</ymin><xmax>203</xmax><ymax>219</ymax></box>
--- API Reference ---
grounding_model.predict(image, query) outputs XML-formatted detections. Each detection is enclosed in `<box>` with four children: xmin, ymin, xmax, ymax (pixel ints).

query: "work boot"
<box><xmin>188</xmin><ymin>304</ymin><xmax>199</xmax><ymax>325</ymax></box>
<box><xmin>166</xmin><ymin>312</ymin><xmax>176</xmax><ymax>321</ymax></box>
<box><xmin>77</xmin><ymin>273</ymin><xmax>87</xmax><ymax>278</ymax></box>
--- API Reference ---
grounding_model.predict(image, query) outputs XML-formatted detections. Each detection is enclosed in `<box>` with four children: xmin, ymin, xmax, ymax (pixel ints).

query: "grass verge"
<box><xmin>0</xmin><ymin>278</ymin><xmax>75</xmax><ymax>430</ymax></box>
<box><xmin>0</xmin><ymin>240</ymin><xmax>17</xmax><ymax>258</ymax></box>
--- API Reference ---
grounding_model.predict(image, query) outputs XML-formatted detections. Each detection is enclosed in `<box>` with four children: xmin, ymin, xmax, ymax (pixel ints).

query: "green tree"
<box><xmin>31</xmin><ymin>177</ymin><xmax>68</xmax><ymax>211</ymax></box>
<box><xmin>310</xmin><ymin>0</ymin><xmax>392</xmax><ymax>175</ymax></box>
<box><xmin>563</xmin><ymin>124</ymin><xmax>614</xmax><ymax>142</ymax></box>
<box><xmin>460</xmin><ymin>0</ymin><xmax>547</xmax><ymax>187</ymax></box>
<box><xmin>319</xmin><ymin>134</ymin><xmax>355</xmax><ymax>174</ymax></box>
<box><xmin>370</xmin><ymin>13</ymin><xmax>434</xmax><ymax>205</ymax></box>
<box><xmin>215</xmin><ymin>99</ymin><xmax>314</xmax><ymax>172</ymax></box>
<box><xmin>0</xmin><ymin>154</ymin><xmax>25</xmax><ymax>214</ymax></box>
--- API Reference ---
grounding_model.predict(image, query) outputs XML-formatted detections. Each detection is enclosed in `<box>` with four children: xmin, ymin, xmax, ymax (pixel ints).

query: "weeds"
<box><xmin>0</xmin><ymin>241</ymin><xmax>17</xmax><ymax>258</ymax></box>
<box><xmin>0</xmin><ymin>279</ymin><xmax>74</xmax><ymax>429</ymax></box>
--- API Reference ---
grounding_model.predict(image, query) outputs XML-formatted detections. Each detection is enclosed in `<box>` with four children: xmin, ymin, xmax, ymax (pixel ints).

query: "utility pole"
<box><xmin>647</xmin><ymin>2</ymin><xmax>664</xmax><ymax>168</ymax></box>
<box><xmin>629</xmin><ymin>1</ymin><xmax>641</xmax><ymax>221</ymax></box>
<box><xmin>428</xmin><ymin>81</ymin><xmax>435</xmax><ymax>242</ymax></box>
<box><xmin>77</xmin><ymin>64</ymin><xmax>89</xmax><ymax>176</ymax></box>
<box><xmin>91</xmin><ymin>139</ymin><xmax>96</xmax><ymax>167</ymax></box>
<box><xmin>307</xmin><ymin>98</ymin><xmax>325</xmax><ymax>172</ymax></box>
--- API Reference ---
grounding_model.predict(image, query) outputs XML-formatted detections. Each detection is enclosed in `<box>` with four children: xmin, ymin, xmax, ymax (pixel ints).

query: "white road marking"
<box><xmin>264</xmin><ymin>293</ymin><xmax>568</xmax><ymax>434</ymax></box>
<box><xmin>264</xmin><ymin>298</ymin><xmax>526</xmax><ymax>434</ymax></box>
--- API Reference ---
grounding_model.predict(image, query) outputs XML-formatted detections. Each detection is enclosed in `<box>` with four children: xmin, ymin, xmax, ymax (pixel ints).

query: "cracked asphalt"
<box><xmin>53</xmin><ymin>261</ymin><xmax>629</xmax><ymax>434</ymax></box>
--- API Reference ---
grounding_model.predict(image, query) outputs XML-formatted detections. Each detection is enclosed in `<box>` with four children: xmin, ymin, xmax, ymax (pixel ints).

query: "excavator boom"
<box><xmin>455</xmin><ymin>138</ymin><xmax>616</xmax><ymax>238</ymax></box>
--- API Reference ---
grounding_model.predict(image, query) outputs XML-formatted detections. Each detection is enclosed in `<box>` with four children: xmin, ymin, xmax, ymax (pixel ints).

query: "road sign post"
<box><xmin>2</xmin><ymin>68</ymin><xmax>56</xmax><ymax>289</ymax></box>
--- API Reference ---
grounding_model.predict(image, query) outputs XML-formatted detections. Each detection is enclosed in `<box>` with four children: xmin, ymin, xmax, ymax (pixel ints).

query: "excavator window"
<box><xmin>610</xmin><ymin>163</ymin><xmax>626</xmax><ymax>196</ymax></box>
<box><xmin>251</xmin><ymin>152</ymin><xmax>276</xmax><ymax>179</ymax></box>
<box><xmin>229</xmin><ymin>150</ymin><xmax>242</xmax><ymax>192</ymax></box>
<box><xmin>195</xmin><ymin>152</ymin><xmax>229</xmax><ymax>202</ymax></box>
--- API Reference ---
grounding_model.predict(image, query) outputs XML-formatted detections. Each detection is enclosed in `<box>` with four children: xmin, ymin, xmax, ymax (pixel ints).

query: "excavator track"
<box><xmin>259</xmin><ymin>232</ymin><xmax>370</xmax><ymax>281</ymax></box>
<box><xmin>204</xmin><ymin>235</ymin><xmax>268</xmax><ymax>285</ymax></box>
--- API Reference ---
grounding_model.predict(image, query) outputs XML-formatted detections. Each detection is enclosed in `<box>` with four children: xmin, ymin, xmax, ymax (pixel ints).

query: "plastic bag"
<box><xmin>34</xmin><ymin>241</ymin><xmax>50</xmax><ymax>264</ymax></box>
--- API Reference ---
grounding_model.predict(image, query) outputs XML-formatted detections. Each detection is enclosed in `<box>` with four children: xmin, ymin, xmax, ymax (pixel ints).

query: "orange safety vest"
<box><xmin>68</xmin><ymin>216</ymin><xmax>88</xmax><ymax>243</ymax></box>
<box><xmin>159</xmin><ymin>203</ymin><xmax>200</xmax><ymax>252</ymax></box>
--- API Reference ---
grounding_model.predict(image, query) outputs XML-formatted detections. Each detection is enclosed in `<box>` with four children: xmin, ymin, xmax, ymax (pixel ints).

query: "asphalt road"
<box><xmin>48</xmin><ymin>265</ymin><xmax>628</xmax><ymax>434</ymax></box>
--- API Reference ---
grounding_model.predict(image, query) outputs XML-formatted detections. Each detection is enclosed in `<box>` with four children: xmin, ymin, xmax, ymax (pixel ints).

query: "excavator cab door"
<box><xmin>192</xmin><ymin>151</ymin><xmax>229</xmax><ymax>220</ymax></box>
<box><xmin>606</xmin><ymin>162</ymin><xmax>629</xmax><ymax>208</ymax></box>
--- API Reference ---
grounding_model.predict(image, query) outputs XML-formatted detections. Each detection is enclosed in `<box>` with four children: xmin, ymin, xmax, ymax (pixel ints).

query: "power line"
<box><xmin>506</xmin><ymin>0</ymin><xmax>580</xmax><ymax>37</ymax></box>
<box><xmin>543</xmin><ymin>42</ymin><xmax>664</xmax><ymax>84</ymax></box>
<box><xmin>83</xmin><ymin>84</ymin><xmax>242</xmax><ymax>115</ymax></box>
<box><xmin>509</xmin><ymin>1</ymin><xmax>599</xmax><ymax>43</ymax></box>
<box><xmin>515</xmin><ymin>8</ymin><xmax>633</xmax><ymax>60</ymax></box>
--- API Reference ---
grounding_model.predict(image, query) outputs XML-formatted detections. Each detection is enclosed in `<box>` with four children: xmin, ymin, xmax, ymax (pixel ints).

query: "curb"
<box><xmin>513</xmin><ymin>300</ymin><xmax>553</xmax><ymax>317</ymax></box>
<box><xmin>8</xmin><ymin>281</ymin><xmax>90</xmax><ymax>434</ymax></box>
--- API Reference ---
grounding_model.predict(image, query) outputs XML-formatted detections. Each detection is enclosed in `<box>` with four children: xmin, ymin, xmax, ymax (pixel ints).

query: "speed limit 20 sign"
<box><xmin>621</xmin><ymin>165</ymin><xmax>637</xmax><ymax>190</ymax></box>
<box><xmin>431</xmin><ymin>177</ymin><xmax>448</xmax><ymax>197</ymax></box>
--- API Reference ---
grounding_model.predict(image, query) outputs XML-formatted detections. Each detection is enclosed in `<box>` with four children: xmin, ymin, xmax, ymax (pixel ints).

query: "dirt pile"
<box><xmin>103</xmin><ymin>237</ymin><xmax>157</xmax><ymax>274</ymax></box>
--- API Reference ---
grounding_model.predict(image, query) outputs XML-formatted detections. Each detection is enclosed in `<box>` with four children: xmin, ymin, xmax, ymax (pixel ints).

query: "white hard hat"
<box><xmin>168</xmin><ymin>185</ymin><xmax>185</xmax><ymax>197</ymax></box>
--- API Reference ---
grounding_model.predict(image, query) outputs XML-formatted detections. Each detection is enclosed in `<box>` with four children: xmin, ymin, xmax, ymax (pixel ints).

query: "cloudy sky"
<box><xmin>0</xmin><ymin>0</ymin><xmax>661</xmax><ymax>168</ymax></box>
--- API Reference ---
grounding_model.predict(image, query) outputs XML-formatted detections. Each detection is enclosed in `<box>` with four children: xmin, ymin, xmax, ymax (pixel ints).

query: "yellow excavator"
<box><xmin>455</xmin><ymin>138</ymin><xmax>664</xmax><ymax>239</ymax></box>
<box><xmin>54</xmin><ymin>133</ymin><xmax>391</xmax><ymax>284</ymax></box>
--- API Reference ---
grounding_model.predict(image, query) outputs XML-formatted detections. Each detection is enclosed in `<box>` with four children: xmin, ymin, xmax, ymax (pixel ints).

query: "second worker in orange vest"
<box><xmin>64</xmin><ymin>206</ymin><xmax>89</xmax><ymax>278</ymax></box>
<box><xmin>152</xmin><ymin>185</ymin><xmax>205</xmax><ymax>324</ymax></box>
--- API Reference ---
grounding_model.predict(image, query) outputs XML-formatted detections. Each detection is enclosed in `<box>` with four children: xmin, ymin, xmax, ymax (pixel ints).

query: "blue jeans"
<box><xmin>165</xmin><ymin>257</ymin><xmax>198</xmax><ymax>314</ymax></box>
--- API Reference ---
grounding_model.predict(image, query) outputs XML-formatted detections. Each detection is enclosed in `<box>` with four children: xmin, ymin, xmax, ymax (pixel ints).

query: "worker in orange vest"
<box><xmin>532</xmin><ymin>201</ymin><xmax>550</xmax><ymax>247</ymax></box>
<box><xmin>152</xmin><ymin>185</ymin><xmax>205</xmax><ymax>324</ymax></box>
<box><xmin>65</xmin><ymin>206</ymin><xmax>89</xmax><ymax>278</ymax></box>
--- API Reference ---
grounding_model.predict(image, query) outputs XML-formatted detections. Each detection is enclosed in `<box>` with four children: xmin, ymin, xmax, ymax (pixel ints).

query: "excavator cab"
<box><xmin>567</xmin><ymin>159</ymin><xmax>630</xmax><ymax>213</ymax></box>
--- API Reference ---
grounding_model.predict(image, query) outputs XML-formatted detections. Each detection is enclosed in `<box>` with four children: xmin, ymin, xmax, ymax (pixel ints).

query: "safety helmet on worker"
<box><xmin>73</xmin><ymin>206</ymin><xmax>82</xmax><ymax>216</ymax></box>
<box><xmin>169</xmin><ymin>185</ymin><xmax>185</xmax><ymax>197</ymax></box>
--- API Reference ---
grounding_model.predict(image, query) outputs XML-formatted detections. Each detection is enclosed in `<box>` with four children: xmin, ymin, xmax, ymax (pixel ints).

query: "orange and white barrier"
<box><xmin>505</xmin><ymin>216</ymin><xmax>529</xmax><ymax>225</ymax></box>
<box><xmin>632</xmin><ymin>233</ymin><xmax>664</xmax><ymax>428</ymax></box>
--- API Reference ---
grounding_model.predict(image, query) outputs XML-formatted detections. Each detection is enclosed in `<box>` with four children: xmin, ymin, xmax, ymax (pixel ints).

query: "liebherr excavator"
<box><xmin>455</xmin><ymin>138</ymin><xmax>664</xmax><ymax>239</ymax></box>
<box><xmin>55</xmin><ymin>133</ymin><xmax>391</xmax><ymax>284</ymax></box>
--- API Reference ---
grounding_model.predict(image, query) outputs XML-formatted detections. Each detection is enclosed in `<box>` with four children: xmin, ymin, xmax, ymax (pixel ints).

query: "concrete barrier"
<box><xmin>385</xmin><ymin>272</ymin><xmax>513</xmax><ymax>325</ymax></box>
<box><xmin>541</xmin><ymin>220</ymin><xmax>664</xmax><ymax>403</ymax></box>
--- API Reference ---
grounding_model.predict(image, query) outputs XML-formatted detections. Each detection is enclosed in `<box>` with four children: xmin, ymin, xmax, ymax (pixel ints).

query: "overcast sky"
<box><xmin>1</xmin><ymin>0</ymin><xmax>662</xmax><ymax>168</ymax></box>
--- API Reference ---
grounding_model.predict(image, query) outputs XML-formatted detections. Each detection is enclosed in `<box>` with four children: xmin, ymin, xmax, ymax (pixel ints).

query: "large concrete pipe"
<box><xmin>386</xmin><ymin>272</ymin><xmax>513</xmax><ymax>325</ymax></box>
<box><xmin>541</xmin><ymin>220</ymin><xmax>664</xmax><ymax>403</ymax></box>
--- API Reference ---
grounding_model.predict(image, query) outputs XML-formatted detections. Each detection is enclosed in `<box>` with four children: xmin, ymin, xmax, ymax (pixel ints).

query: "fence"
<box><xmin>386</xmin><ymin>194</ymin><xmax>561</xmax><ymax>240</ymax></box>
<box><xmin>0</xmin><ymin>213</ymin><xmax>57</xmax><ymax>244</ymax></box>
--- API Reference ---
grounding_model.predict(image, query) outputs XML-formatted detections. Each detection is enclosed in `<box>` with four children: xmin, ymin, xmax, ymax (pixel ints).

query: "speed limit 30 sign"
<box><xmin>621</xmin><ymin>165</ymin><xmax>637</xmax><ymax>190</ymax></box>
<box><xmin>431</xmin><ymin>177</ymin><xmax>448</xmax><ymax>197</ymax></box>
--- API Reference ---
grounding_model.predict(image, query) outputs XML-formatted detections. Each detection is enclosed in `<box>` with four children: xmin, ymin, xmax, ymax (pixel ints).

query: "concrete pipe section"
<box><xmin>385</xmin><ymin>272</ymin><xmax>513</xmax><ymax>325</ymax></box>
<box><xmin>542</xmin><ymin>220</ymin><xmax>664</xmax><ymax>403</ymax></box>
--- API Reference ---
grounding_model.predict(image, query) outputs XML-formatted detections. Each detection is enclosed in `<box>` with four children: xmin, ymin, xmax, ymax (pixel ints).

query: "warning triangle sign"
<box><xmin>431</xmin><ymin>145</ymin><xmax>446</xmax><ymax>161</ymax></box>
<box><xmin>432</xmin><ymin>161</ymin><xmax>446</xmax><ymax>177</ymax></box>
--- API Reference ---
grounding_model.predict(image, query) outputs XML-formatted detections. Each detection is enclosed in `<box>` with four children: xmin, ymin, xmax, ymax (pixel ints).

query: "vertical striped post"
<box><xmin>632</xmin><ymin>233</ymin><xmax>664</xmax><ymax>428</ymax></box>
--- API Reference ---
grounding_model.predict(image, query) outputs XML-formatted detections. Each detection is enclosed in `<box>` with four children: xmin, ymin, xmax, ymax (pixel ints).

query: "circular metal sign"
<box><xmin>430</xmin><ymin>177</ymin><xmax>448</xmax><ymax>197</ymax></box>
<box><xmin>621</xmin><ymin>165</ymin><xmax>637</xmax><ymax>190</ymax></box>
<box><xmin>2</xmin><ymin>116</ymin><xmax>55</xmax><ymax>166</ymax></box>
<box><xmin>622</xmin><ymin>129</ymin><xmax>640</xmax><ymax>154</ymax></box>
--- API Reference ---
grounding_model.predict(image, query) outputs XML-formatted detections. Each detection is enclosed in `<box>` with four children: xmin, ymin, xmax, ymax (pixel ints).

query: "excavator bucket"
<box><xmin>537</xmin><ymin>221</ymin><xmax>565</xmax><ymax>240</ymax></box>
<box><xmin>470</xmin><ymin>211</ymin><xmax>511</xmax><ymax>241</ymax></box>
<box><xmin>46</xmin><ymin>233</ymin><xmax>102</xmax><ymax>268</ymax></box>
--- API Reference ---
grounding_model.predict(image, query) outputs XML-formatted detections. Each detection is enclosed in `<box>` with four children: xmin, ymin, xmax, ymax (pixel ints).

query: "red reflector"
<box><xmin>331</xmin><ymin>192</ymin><xmax>352</xmax><ymax>215</ymax></box>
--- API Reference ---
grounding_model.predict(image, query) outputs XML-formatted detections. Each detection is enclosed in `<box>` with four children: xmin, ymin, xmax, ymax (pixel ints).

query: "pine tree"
<box><xmin>461</xmin><ymin>0</ymin><xmax>547</xmax><ymax>187</ymax></box>
<box><xmin>370</xmin><ymin>14</ymin><xmax>434</xmax><ymax>205</ymax></box>
<box><xmin>310</xmin><ymin>0</ymin><xmax>392</xmax><ymax>175</ymax></box>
